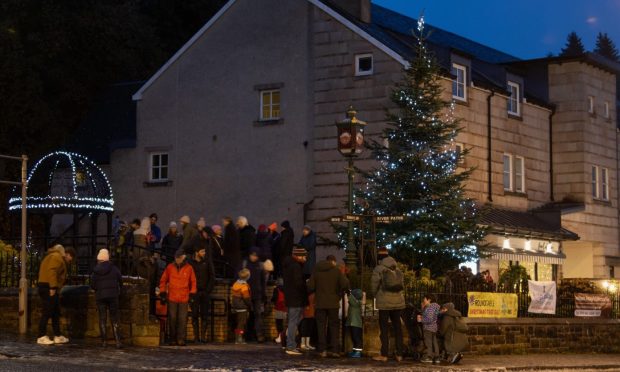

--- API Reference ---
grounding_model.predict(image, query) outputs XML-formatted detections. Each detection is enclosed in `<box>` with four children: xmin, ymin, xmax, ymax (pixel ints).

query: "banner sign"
<box><xmin>467</xmin><ymin>292</ymin><xmax>518</xmax><ymax>318</ymax></box>
<box><xmin>574</xmin><ymin>293</ymin><xmax>612</xmax><ymax>317</ymax></box>
<box><xmin>528</xmin><ymin>281</ymin><xmax>557</xmax><ymax>315</ymax></box>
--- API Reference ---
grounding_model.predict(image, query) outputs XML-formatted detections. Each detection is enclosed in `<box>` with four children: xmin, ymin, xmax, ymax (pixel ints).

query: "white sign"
<box><xmin>528</xmin><ymin>280</ymin><xmax>557</xmax><ymax>315</ymax></box>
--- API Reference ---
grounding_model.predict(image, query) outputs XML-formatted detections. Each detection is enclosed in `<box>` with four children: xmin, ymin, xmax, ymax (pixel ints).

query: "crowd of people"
<box><xmin>34</xmin><ymin>213</ymin><xmax>468</xmax><ymax>364</ymax></box>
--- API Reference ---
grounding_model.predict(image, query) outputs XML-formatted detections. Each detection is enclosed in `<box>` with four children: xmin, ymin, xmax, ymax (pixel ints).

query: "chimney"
<box><xmin>337</xmin><ymin>0</ymin><xmax>371</xmax><ymax>23</ymax></box>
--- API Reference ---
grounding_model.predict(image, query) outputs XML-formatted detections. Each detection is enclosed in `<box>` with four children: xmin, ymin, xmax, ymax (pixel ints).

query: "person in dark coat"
<box><xmin>268</xmin><ymin>222</ymin><xmax>282</xmax><ymax>277</ymax></box>
<box><xmin>188</xmin><ymin>245</ymin><xmax>216</xmax><ymax>343</ymax></box>
<box><xmin>179</xmin><ymin>215</ymin><xmax>201</xmax><ymax>255</ymax></box>
<box><xmin>210</xmin><ymin>224</ymin><xmax>224</xmax><ymax>262</ymax></box>
<box><xmin>439</xmin><ymin>302</ymin><xmax>467</xmax><ymax>364</ymax></box>
<box><xmin>307</xmin><ymin>255</ymin><xmax>350</xmax><ymax>357</ymax></box>
<box><xmin>149</xmin><ymin>213</ymin><xmax>162</xmax><ymax>246</ymax></box>
<box><xmin>255</xmin><ymin>224</ymin><xmax>272</xmax><ymax>261</ymax></box>
<box><xmin>91</xmin><ymin>249</ymin><xmax>123</xmax><ymax>348</ymax></box>
<box><xmin>282</xmin><ymin>246</ymin><xmax>308</xmax><ymax>355</ymax></box>
<box><xmin>243</xmin><ymin>249</ymin><xmax>267</xmax><ymax>343</ymax></box>
<box><xmin>237</xmin><ymin>216</ymin><xmax>256</xmax><ymax>258</ymax></box>
<box><xmin>223</xmin><ymin>216</ymin><xmax>241</xmax><ymax>276</ymax></box>
<box><xmin>162</xmin><ymin>222</ymin><xmax>183</xmax><ymax>260</ymax></box>
<box><xmin>299</xmin><ymin>225</ymin><xmax>317</xmax><ymax>277</ymax></box>
<box><xmin>279</xmin><ymin>220</ymin><xmax>294</xmax><ymax>260</ymax></box>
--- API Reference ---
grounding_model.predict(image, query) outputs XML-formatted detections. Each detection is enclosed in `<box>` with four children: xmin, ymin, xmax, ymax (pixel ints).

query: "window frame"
<box><xmin>592</xmin><ymin>165</ymin><xmax>600</xmax><ymax>199</ymax></box>
<box><xmin>503</xmin><ymin>154</ymin><xmax>513</xmax><ymax>191</ymax></box>
<box><xmin>601</xmin><ymin>167</ymin><xmax>609</xmax><ymax>201</ymax></box>
<box><xmin>503</xmin><ymin>153</ymin><xmax>525</xmax><ymax>193</ymax></box>
<box><xmin>259</xmin><ymin>89</ymin><xmax>281</xmax><ymax>121</ymax></box>
<box><xmin>149</xmin><ymin>152</ymin><xmax>169</xmax><ymax>182</ymax></box>
<box><xmin>451</xmin><ymin>63</ymin><xmax>467</xmax><ymax>101</ymax></box>
<box><xmin>514</xmin><ymin>155</ymin><xmax>525</xmax><ymax>192</ymax></box>
<box><xmin>507</xmin><ymin>81</ymin><xmax>521</xmax><ymax>116</ymax></box>
<box><xmin>588</xmin><ymin>96</ymin><xmax>595</xmax><ymax>114</ymax></box>
<box><xmin>604</xmin><ymin>101</ymin><xmax>610</xmax><ymax>119</ymax></box>
<box><xmin>354</xmin><ymin>53</ymin><xmax>373</xmax><ymax>76</ymax></box>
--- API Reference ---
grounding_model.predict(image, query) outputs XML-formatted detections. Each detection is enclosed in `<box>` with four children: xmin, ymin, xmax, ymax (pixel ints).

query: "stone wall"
<box><xmin>362</xmin><ymin>316</ymin><xmax>620</xmax><ymax>356</ymax></box>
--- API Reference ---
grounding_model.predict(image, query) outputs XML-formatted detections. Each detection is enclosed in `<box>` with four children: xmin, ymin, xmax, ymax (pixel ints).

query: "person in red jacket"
<box><xmin>159</xmin><ymin>249</ymin><xmax>197</xmax><ymax>346</ymax></box>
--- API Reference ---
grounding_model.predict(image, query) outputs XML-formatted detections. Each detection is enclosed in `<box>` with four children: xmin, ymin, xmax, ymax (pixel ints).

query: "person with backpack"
<box><xmin>370</xmin><ymin>248</ymin><xmax>405</xmax><ymax>362</ymax></box>
<box><xmin>420</xmin><ymin>293</ymin><xmax>441</xmax><ymax>363</ymax></box>
<box><xmin>231</xmin><ymin>268</ymin><xmax>252</xmax><ymax>344</ymax></box>
<box><xmin>271</xmin><ymin>278</ymin><xmax>287</xmax><ymax>344</ymax></box>
<box><xmin>439</xmin><ymin>302</ymin><xmax>468</xmax><ymax>364</ymax></box>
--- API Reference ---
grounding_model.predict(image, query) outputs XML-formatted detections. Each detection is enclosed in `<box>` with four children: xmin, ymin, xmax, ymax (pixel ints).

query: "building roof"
<box><xmin>66</xmin><ymin>81</ymin><xmax>141</xmax><ymax>164</ymax></box>
<box><xmin>480</xmin><ymin>207</ymin><xmax>579</xmax><ymax>241</ymax></box>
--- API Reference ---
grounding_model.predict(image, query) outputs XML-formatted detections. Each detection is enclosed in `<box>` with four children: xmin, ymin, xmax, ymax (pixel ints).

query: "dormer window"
<box><xmin>355</xmin><ymin>54</ymin><xmax>373</xmax><ymax>76</ymax></box>
<box><xmin>507</xmin><ymin>81</ymin><xmax>521</xmax><ymax>116</ymax></box>
<box><xmin>451</xmin><ymin>63</ymin><xmax>467</xmax><ymax>101</ymax></box>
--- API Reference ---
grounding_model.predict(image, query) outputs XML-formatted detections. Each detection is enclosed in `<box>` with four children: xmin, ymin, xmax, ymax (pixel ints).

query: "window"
<box><xmin>455</xmin><ymin>143</ymin><xmax>464</xmax><ymax>164</ymax></box>
<box><xmin>604</xmin><ymin>101</ymin><xmax>610</xmax><ymax>119</ymax></box>
<box><xmin>588</xmin><ymin>96</ymin><xmax>595</xmax><ymax>114</ymax></box>
<box><xmin>507</xmin><ymin>81</ymin><xmax>520</xmax><ymax>116</ymax></box>
<box><xmin>150</xmin><ymin>153</ymin><xmax>169</xmax><ymax>182</ymax></box>
<box><xmin>602</xmin><ymin>167</ymin><xmax>609</xmax><ymax>200</ymax></box>
<box><xmin>452</xmin><ymin>63</ymin><xmax>467</xmax><ymax>101</ymax></box>
<box><xmin>592</xmin><ymin>165</ymin><xmax>599</xmax><ymax>198</ymax></box>
<box><xmin>260</xmin><ymin>90</ymin><xmax>280</xmax><ymax>120</ymax></box>
<box><xmin>355</xmin><ymin>54</ymin><xmax>373</xmax><ymax>76</ymax></box>
<box><xmin>503</xmin><ymin>154</ymin><xmax>525</xmax><ymax>192</ymax></box>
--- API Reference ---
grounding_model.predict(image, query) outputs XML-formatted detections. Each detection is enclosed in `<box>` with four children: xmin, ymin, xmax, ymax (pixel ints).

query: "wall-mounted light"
<box><xmin>546</xmin><ymin>242</ymin><xmax>554</xmax><ymax>253</ymax></box>
<box><xmin>524</xmin><ymin>239</ymin><xmax>532</xmax><ymax>251</ymax></box>
<box><xmin>503</xmin><ymin>237</ymin><xmax>511</xmax><ymax>249</ymax></box>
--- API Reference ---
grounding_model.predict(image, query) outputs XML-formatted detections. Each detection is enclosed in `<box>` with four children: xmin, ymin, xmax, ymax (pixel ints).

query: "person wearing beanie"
<box><xmin>159</xmin><ymin>249</ymin><xmax>197</xmax><ymax>346</ymax></box>
<box><xmin>242</xmin><ymin>249</ymin><xmax>267</xmax><ymax>342</ymax></box>
<box><xmin>282</xmin><ymin>245</ymin><xmax>308</xmax><ymax>355</ymax></box>
<box><xmin>36</xmin><ymin>245</ymin><xmax>75</xmax><ymax>345</ymax></box>
<box><xmin>231</xmin><ymin>268</ymin><xmax>252</xmax><ymax>344</ymax></box>
<box><xmin>188</xmin><ymin>243</ymin><xmax>216</xmax><ymax>343</ymax></box>
<box><xmin>222</xmin><ymin>217</ymin><xmax>242</xmax><ymax>276</ymax></box>
<box><xmin>271</xmin><ymin>277</ymin><xmax>287</xmax><ymax>345</ymax></box>
<box><xmin>91</xmin><ymin>249</ymin><xmax>123</xmax><ymax>348</ymax></box>
<box><xmin>162</xmin><ymin>222</ymin><xmax>183</xmax><ymax>260</ymax></box>
<box><xmin>280</xmin><ymin>221</ymin><xmax>295</xmax><ymax>260</ymax></box>
<box><xmin>255</xmin><ymin>224</ymin><xmax>271</xmax><ymax>261</ymax></box>
<box><xmin>308</xmin><ymin>255</ymin><xmax>350</xmax><ymax>357</ymax></box>
<box><xmin>267</xmin><ymin>222</ymin><xmax>282</xmax><ymax>277</ymax></box>
<box><xmin>299</xmin><ymin>225</ymin><xmax>317</xmax><ymax>277</ymax></box>
<box><xmin>179</xmin><ymin>215</ymin><xmax>199</xmax><ymax>256</ymax></box>
<box><xmin>439</xmin><ymin>302</ymin><xmax>467</xmax><ymax>364</ymax></box>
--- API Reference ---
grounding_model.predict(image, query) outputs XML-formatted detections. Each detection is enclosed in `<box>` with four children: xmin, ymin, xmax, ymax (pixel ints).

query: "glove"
<box><xmin>160</xmin><ymin>292</ymin><xmax>167</xmax><ymax>304</ymax></box>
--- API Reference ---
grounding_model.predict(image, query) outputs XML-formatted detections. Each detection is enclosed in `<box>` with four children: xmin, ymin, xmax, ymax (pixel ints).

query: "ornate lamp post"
<box><xmin>336</xmin><ymin>106</ymin><xmax>366</xmax><ymax>273</ymax></box>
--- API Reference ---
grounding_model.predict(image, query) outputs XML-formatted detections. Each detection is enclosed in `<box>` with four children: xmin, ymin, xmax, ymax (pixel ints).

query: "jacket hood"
<box><xmin>445</xmin><ymin>307</ymin><xmax>462</xmax><ymax>317</ymax></box>
<box><xmin>351</xmin><ymin>288</ymin><xmax>363</xmax><ymax>300</ymax></box>
<box><xmin>315</xmin><ymin>260</ymin><xmax>336</xmax><ymax>272</ymax></box>
<box><xmin>93</xmin><ymin>261</ymin><xmax>113</xmax><ymax>276</ymax></box>
<box><xmin>380</xmin><ymin>256</ymin><xmax>398</xmax><ymax>269</ymax></box>
<box><xmin>47</xmin><ymin>244</ymin><xmax>65</xmax><ymax>256</ymax></box>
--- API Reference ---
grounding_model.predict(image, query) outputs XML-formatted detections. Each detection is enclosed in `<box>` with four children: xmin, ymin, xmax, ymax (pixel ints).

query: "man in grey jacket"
<box><xmin>370</xmin><ymin>248</ymin><xmax>405</xmax><ymax>362</ymax></box>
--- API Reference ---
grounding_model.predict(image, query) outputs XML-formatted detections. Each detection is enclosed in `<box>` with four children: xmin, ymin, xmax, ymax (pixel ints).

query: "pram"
<box><xmin>402</xmin><ymin>305</ymin><xmax>425</xmax><ymax>361</ymax></box>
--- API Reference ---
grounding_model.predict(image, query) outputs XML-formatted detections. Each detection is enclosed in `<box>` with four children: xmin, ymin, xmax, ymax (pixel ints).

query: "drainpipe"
<box><xmin>549</xmin><ymin>107</ymin><xmax>555</xmax><ymax>201</ymax></box>
<box><xmin>487</xmin><ymin>91</ymin><xmax>495</xmax><ymax>202</ymax></box>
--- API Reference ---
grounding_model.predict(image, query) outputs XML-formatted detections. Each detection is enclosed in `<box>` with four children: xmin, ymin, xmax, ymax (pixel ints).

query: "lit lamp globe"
<box><xmin>336</xmin><ymin>106</ymin><xmax>367</xmax><ymax>156</ymax></box>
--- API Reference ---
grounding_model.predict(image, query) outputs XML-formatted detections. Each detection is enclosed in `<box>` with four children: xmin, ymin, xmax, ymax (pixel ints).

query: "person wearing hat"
<box><xmin>188</xmin><ymin>243</ymin><xmax>216</xmax><ymax>343</ymax></box>
<box><xmin>36</xmin><ymin>244</ymin><xmax>76</xmax><ymax>345</ymax></box>
<box><xmin>279</xmin><ymin>220</ymin><xmax>295</xmax><ymax>262</ymax></box>
<box><xmin>308</xmin><ymin>255</ymin><xmax>350</xmax><ymax>358</ymax></box>
<box><xmin>159</xmin><ymin>249</ymin><xmax>197</xmax><ymax>346</ymax></box>
<box><xmin>162</xmin><ymin>222</ymin><xmax>183</xmax><ymax>260</ymax></box>
<box><xmin>179</xmin><ymin>215</ymin><xmax>199</xmax><ymax>255</ymax></box>
<box><xmin>255</xmin><ymin>224</ymin><xmax>271</xmax><ymax>261</ymax></box>
<box><xmin>267</xmin><ymin>222</ymin><xmax>282</xmax><ymax>277</ymax></box>
<box><xmin>298</xmin><ymin>225</ymin><xmax>317</xmax><ymax>277</ymax></box>
<box><xmin>242</xmin><ymin>249</ymin><xmax>267</xmax><ymax>342</ymax></box>
<box><xmin>222</xmin><ymin>216</ymin><xmax>242</xmax><ymax>276</ymax></box>
<box><xmin>91</xmin><ymin>248</ymin><xmax>123</xmax><ymax>348</ymax></box>
<box><xmin>231</xmin><ymin>268</ymin><xmax>252</xmax><ymax>344</ymax></box>
<box><xmin>439</xmin><ymin>302</ymin><xmax>467</xmax><ymax>364</ymax></box>
<box><xmin>282</xmin><ymin>245</ymin><xmax>308</xmax><ymax>355</ymax></box>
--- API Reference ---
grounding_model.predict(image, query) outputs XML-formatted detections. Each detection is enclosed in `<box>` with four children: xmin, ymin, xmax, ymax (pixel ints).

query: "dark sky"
<box><xmin>373</xmin><ymin>0</ymin><xmax>620</xmax><ymax>60</ymax></box>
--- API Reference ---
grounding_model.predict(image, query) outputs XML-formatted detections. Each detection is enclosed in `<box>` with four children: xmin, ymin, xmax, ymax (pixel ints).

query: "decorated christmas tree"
<box><xmin>360</xmin><ymin>17</ymin><xmax>487</xmax><ymax>276</ymax></box>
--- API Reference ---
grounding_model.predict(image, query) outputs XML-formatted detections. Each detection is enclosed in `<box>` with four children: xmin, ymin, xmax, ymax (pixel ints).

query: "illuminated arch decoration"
<box><xmin>8</xmin><ymin>151</ymin><xmax>114</xmax><ymax>212</ymax></box>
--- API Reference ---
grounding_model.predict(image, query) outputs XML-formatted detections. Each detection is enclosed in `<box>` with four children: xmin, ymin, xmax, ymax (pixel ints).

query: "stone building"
<box><xmin>103</xmin><ymin>0</ymin><xmax>619</xmax><ymax>278</ymax></box>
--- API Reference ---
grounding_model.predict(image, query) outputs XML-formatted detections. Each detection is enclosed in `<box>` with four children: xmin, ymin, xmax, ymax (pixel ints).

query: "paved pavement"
<box><xmin>0</xmin><ymin>336</ymin><xmax>619</xmax><ymax>371</ymax></box>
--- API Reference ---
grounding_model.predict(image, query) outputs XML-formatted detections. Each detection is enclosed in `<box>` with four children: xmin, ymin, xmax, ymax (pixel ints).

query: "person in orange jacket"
<box><xmin>159</xmin><ymin>249</ymin><xmax>197</xmax><ymax>346</ymax></box>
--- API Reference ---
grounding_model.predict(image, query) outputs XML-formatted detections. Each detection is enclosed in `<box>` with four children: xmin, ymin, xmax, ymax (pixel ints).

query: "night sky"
<box><xmin>373</xmin><ymin>0</ymin><xmax>620</xmax><ymax>60</ymax></box>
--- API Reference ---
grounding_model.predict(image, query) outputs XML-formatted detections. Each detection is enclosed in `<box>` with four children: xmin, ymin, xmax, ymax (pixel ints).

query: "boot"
<box><xmin>300</xmin><ymin>337</ymin><xmax>309</xmax><ymax>350</ymax></box>
<box><xmin>99</xmin><ymin>321</ymin><xmax>107</xmax><ymax>347</ymax></box>
<box><xmin>112</xmin><ymin>323</ymin><xmax>122</xmax><ymax>349</ymax></box>
<box><xmin>200</xmin><ymin>321</ymin><xmax>208</xmax><ymax>343</ymax></box>
<box><xmin>192</xmin><ymin>322</ymin><xmax>202</xmax><ymax>343</ymax></box>
<box><xmin>235</xmin><ymin>331</ymin><xmax>246</xmax><ymax>345</ymax></box>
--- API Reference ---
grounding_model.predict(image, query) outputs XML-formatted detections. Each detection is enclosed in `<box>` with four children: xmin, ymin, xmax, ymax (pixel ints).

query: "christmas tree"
<box><xmin>360</xmin><ymin>17</ymin><xmax>487</xmax><ymax>276</ymax></box>
<box><xmin>560</xmin><ymin>31</ymin><xmax>585</xmax><ymax>57</ymax></box>
<box><xmin>594</xmin><ymin>32</ymin><xmax>619</xmax><ymax>62</ymax></box>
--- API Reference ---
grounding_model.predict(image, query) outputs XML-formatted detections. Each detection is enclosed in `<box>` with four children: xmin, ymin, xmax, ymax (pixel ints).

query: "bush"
<box><xmin>498</xmin><ymin>264</ymin><xmax>530</xmax><ymax>292</ymax></box>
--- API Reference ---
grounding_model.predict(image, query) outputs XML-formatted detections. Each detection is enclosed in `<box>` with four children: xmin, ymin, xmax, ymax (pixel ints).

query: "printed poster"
<box><xmin>467</xmin><ymin>292</ymin><xmax>518</xmax><ymax>318</ymax></box>
<box><xmin>528</xmin><ymin>280</ymin><xmax>557</xmax><ymax>315</ymax></box>
<box><xmin>574</xmin><ymin>293</ymin><xmax>612</xmax><ymax>317</ymax></box>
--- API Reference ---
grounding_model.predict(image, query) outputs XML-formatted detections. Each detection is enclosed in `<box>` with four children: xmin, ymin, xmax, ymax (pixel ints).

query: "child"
<box><xmin>299</xmin><ymin>293</ymin><xmax>316</xmax><ymax>351</ymax></box>
<box><xmin>421</xmin><ymin>293</ymin><xmax>440</xmax><ymax>363</ymax></box>
<box><xmin>346</xmin><ymin>288</ymin><xmax>365</xmax><ymax>358</ymax></box>
<box><xmin>231</xmin><ymin>268</ymin><xmax>252</xmax><ymax>344</ymax></box>
<box><xmin>271</xmin><ymin>278</ymin><xmax>287</xmax><ymax>344</ymax></box>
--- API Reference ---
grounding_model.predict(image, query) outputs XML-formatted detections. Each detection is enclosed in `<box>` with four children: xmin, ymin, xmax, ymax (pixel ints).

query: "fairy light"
<box><xmin>8</xmin><ymin>151</ymin><xmax>114</xmax><ymax>212</ymax></box>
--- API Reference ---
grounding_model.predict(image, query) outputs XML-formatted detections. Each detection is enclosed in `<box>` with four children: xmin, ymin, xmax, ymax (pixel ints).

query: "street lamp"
<box><xmin>336</xmin><ymin>106</ymin><xmax>366</xmax><ymax>273</ymax></box>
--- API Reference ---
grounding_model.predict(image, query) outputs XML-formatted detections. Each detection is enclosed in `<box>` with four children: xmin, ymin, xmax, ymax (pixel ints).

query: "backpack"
<box><xmin>454</xmin><ymin>316</ymin><xmax>469</xmax><ymax>333</ymax></box>
<box><xmin>381</xmin><ymin>267</ymin><xmax>404</xmax><ymax>292</ymax></box>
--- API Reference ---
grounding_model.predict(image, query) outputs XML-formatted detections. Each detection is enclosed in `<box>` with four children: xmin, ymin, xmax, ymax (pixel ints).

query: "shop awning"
<box><xmin>487</xmin><ymin>248</ymin><xmax>566</xmax><ymax>265</ymax></box>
